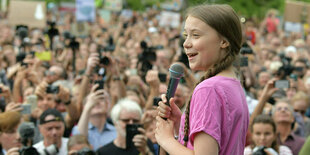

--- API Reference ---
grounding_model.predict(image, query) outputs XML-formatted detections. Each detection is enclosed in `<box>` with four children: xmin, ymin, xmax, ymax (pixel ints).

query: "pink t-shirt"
<box><xmin>178</xmin><ymin>76</ymin><xmax>249</xmax><ymax>155</ymax></box>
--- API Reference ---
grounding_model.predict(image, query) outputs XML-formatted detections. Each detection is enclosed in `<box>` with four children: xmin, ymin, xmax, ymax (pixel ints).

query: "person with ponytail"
<box><xmin>155</xmin><ymin>4</ymin><xmax>249</xmax><ymax>155</ymax></box>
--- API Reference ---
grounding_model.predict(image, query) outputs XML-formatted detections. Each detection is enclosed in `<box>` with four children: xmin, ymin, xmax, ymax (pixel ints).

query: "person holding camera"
<box><xmin>249</xmin><ymin>78</ymin><xmax>305</xmax><ymax>155</ymax></box>
<box><xmin>244</xmin><ymin>114</ymin><xmax>292</xmax><ymax>155</ymax></box>
<box><xmin>72</xmin><ymin>84</ymin><xmax>117</xmax><ymax>151</ymax></box>
<box><xmin>96</xmin><ymin>98</ymin><xmax>154</xmax><ymax>155</ymax></box>
<box><xmin>33</xmin><ymin>108</ymin><xmax>68</xmax><ymax>155</ymax></box>
<box><xmin>31</xmin><ymin>81</ymin><xmax>78</xmax><ymax>137</ymax></box>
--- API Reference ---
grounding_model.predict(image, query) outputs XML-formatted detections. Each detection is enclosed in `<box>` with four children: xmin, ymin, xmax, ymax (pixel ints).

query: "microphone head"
<box><xmin>169</xmin><ymin>63</ymin><xmax>184</xmax><ymax>79</ymax></box>
<box><xmin>18</xmin><ymin>122</ymin><xmax>35</xmax><ymax>139</ymax></box>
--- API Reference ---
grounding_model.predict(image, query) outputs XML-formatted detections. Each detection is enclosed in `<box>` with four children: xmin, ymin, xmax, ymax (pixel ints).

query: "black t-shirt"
<box><xmin>96</xmin><ymin>139</ymin><xmax>155</xmax><ymax>155</ymax></box>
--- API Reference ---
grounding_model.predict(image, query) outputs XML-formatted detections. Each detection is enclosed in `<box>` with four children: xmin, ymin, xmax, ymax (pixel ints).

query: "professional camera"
<box><xmin>46</xmin><ymin>85</ymin><xmax>59</xmax><ymax>94</ymax></box>
<box><xmin>18</xmin><ymin>122</ymin><xmax>39</xmax><ymax>155</ymax></box>
<box><xmin>276</xmin><ymin>53</ymin><xmax>302</xmax><ymax>79</ymax></box>
<box><xmin>63</xmin><ymin>31</ymin><xmax>79</xmax><ymax>51</ymax></box>
<box><xmin>137</xmin><ymin>41</ymin><xmax>157</xmax><ymax>74</ymax></box>
<box><xmin>253</xmin><ymin>146</ymin><xmax>267</xmax><ymax>155</ymax></box>
<box><xmin>103</xmin><ymin>35</ymin><xmax>115</xmax><ymax>52</ymax></box>
<box><xmin>240</xmin><ymin>42</ymin><xmax>253</xmax><ymax>54</ymax></box>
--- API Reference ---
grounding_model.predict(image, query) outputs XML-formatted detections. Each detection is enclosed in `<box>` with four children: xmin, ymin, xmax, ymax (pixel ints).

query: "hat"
<box><xmin>39</xmin><ymin>108</ymin><xmax>64</xmax><ymax>125</ymax></box>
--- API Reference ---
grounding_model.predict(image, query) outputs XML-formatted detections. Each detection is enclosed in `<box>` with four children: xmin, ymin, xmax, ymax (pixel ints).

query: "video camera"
<box><xmin>18</xmin><ymin>122</ymin><xmax>39</xmax><ymax>155</ymax></box>
<box><xmin>276</xmin><ymin>54</ymin><xmax>301</xmax><ymax>78</ymax></box>
<box><xmin>63</xmin><ymin>31</ymin><xmax>79</xmax><ymax>51</ymax></box>
<box><xmin>46</xmin><ymin>85</ymin><xmax>59</xmax><ymax>94</ymax></box>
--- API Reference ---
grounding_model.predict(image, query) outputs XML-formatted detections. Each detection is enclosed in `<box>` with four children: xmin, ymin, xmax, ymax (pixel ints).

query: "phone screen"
<box><xmin>275</xmin><ymin>80</ymin><xmax>290</xmax><ymax>89</ymax></box>
<box><xmin>94</xmin><ymin>80</ymin><xmax>104</xmax><ymax>91</ymax></box>
<box><xmin>21</xmin><ymin>104</ymin><xmax>31</xmax><ymax>115</ymax></box>
<box><xmin>126</xmin><ymin>124</ymin><xmax>142</xmax><ymax>149</ymax></box>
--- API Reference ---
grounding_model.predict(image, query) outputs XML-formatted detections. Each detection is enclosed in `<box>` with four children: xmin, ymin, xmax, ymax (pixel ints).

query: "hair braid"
<box><xmin>183</xmin><ymin>52</ymin><xmax>236</xmax><ymax>146</ymax></box>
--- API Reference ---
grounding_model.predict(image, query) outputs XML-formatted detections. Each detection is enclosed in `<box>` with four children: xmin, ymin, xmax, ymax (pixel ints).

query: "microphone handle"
<box><xmin>165</xmin><ymin>78</ymin><xmax>180</xmax><ymax>105</ymax></box>
<box><xmin>164</xmin><ymin>78</ymin><xmax>180</xmax><ymax>120</ymax></box>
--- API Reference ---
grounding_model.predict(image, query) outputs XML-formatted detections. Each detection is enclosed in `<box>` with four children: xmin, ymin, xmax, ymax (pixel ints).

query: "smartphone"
<box><xmin>94</xmin><ymin>80</ymin><xmax>104</xmax><ymax>91</ymax></box>
<box><xmin>21</xmin><ymin>104</ymin><xmax>31</xmax><ymax>115</ymax></box>
<box><xmin>0</xmin><ymin>88</ymin><xmax>2</xmax><ymax>93</ymax></box>
<box><xmin>26</xmin><ymin>95</ymin><xmax>37</xmax><ymax>111</ymax></box>
<box><xmin>240</xmin><ymin>56</ymin><xmax>248</xmax><ymax>67</ymax></box>
<box><xmin>153</xmin><ymin>97</ymin><xmax>162</xmax><ymax>107</ymax></box>
<box><xmin>158</xmin><ymin>73</ymin><xmax>167</xmax><ymax>83</ymax></box>
<box><xmin>126</xmin><ymin>124</ymin><xmax>142</xmax><ymax>149</ymax></box>
<box><xmin>274</xmin><ymin>80</ymin><xmax>290</xmax><ymax>89</ymax></box>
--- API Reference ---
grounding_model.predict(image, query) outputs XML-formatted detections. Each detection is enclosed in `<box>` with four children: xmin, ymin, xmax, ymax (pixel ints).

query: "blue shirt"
<box><xmin>72</xmin><ymin>122</ymin><xmax>117</xmax><ymax>151</ymax></box>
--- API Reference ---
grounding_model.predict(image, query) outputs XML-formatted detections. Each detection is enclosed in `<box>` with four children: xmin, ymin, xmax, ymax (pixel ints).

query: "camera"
<box><xmin>19</xmin><ymin>146</ymin><xmax>39</xmax><ymax>155</ymax></box>
<box><xmin>46</xmin><ymin>85</ymin><xmax>59</xmax><ymax>94</ymax></box>
<box><xmin>100</xmin><ymin>56</ymin><xmax>110</xmax><ymax>65</ymax></box>
<box><xmin>18</xmin><ymin>122</ymin><xmax>39</xmax><ymax>155</ymax></box>
<box><xmin>16</xmin><ymin>52</ymin><xmax>27</xmax><ymax>63</ymax></box>
<box><xmin>240</xmin><ymin>42</ymin><xmax>253</xmax><ymax>54</ymax></box>
<box><xmin>126</xmin><ymin>124</ymin><xmax>142</xmax><ymax>149</ymax></box>
<box><xmin>94</xmin><ymin>80</ymin><xmax>104</xmax><ymax>91</ymax></box>
<box><xmin>158</xmin><ymin>73</ymin><xmax>167</xmax><ymax>83</ymax></box>
<box><xmin>274</xmin><ymin>80</ymin><xmax>290</xmax><ymax>89</ymax></box>
<box><xmin>21</xmin><ymin>62</ymin><xmax>28</xmax><ymax>67</ymax></box>
<box><xmin>253</xmin><ymin>146</ymin><xmax>267</xmax><ymax>155</ymax></box>
<box><xmin>153</xmin><ymin>97</ymin><xmax>162</xmax><ymax>107</ymax></box>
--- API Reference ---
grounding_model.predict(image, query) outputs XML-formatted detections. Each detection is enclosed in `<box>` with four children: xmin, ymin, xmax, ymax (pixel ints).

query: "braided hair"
<box><xmin>182</xmin><ymin>4</ymin><xmax>242</xmax><ymax>146</ymax></box>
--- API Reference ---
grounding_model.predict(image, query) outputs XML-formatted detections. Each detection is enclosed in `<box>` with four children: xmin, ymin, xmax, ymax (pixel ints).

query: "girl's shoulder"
<box><xmin>195</xmin><ymin>76</ymin><xmax>241</xmax><ymax>91</ymax></box>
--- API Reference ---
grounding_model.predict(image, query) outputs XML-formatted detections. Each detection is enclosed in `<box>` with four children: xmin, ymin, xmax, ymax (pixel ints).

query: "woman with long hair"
<box><xmin>155</xmin><ymin>4</ymin><xmax>249</xmax><ymax>155</ymax></box>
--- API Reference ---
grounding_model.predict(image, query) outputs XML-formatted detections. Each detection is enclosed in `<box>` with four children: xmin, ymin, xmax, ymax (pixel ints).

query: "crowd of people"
<box><xmin>0</xmin><ymin>2</ymin><xmax>310</xmax><ymax>155</ymax></box>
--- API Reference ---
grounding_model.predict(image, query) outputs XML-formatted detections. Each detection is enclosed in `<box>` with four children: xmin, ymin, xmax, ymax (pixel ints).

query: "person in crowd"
<box><xmin>273</xmin><ymin>101</ymin><xmax>305</xmax><ymax>155</ymax></box>
<box><xmin>67</xmin><ymin>134</ymin><xmax>94</xmax><ymax>155</ymax></box>
<box><xmin>72</xmin><ymin>84</ymin><xmax>117</xmax><ymax>151</ymax></box>
<box><xmin>156</xmin><ymin>4</ymin><xmax>249</xmax><ymax>155</ymax></box>
<box><xmin>244</xmin><ymin>114</ymin><xmax>292</xmax><ymax>155</ymax></box>
<box><xmin>96</xmin><ymin>98</ymin><xmax>154</xmax><ymax>155</ymax></box>
<box><xmin>291</xmin><ymin>91</ymin><xmax>310</xmax><ymax>137</ymax></box>
<box><xmin>0</xmin><ymin>111</ymin><xmax>22</xmax><ymax>155</ymax></box>
<box><xmin>34</xmin><ymin>108</ymin><xmax>68</xmax><ymax>155</ymax></box>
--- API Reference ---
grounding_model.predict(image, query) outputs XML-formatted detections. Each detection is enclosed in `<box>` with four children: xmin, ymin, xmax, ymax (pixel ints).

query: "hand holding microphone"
<box><xmin>156</xmin><ymin>63</ymin><xmax>184</xmax><ymax>155</ymax></box>
<box><xmin>157</xmin><ymin>63</ymin><xmax>184</xmax><ymax>122</ymax></box>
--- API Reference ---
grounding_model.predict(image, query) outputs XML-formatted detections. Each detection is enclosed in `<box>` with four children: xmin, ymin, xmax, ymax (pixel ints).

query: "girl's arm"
<box><xmin>156</xmin><ymin>117</ymin><xmax>219</xmax><ymax>155</ymax></box>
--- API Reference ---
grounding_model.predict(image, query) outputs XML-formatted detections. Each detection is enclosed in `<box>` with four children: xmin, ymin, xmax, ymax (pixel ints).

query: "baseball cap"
<box><xmin>39</xmin><ymin>108</ymin><xmax>64</xmax><ymax>125</ymax></box>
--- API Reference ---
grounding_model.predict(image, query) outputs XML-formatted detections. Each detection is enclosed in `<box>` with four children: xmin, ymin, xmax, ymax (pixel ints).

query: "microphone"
<box><xmin>18</xmin><ymin>122</ymin><xmax>35</xmax><ymax>146</ymax></box>
<box><xmin>166</xmin><ymin>63</ymin><xmax>184</xmax><ymax>106</ymax></box>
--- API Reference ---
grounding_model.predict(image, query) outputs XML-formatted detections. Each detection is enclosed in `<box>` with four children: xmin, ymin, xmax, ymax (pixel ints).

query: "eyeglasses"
<box><xmin>294</xmin><ymin>109</ymin><xmax>306</xmax><ymax>115</ymax></box>
<box><xmin>119</xmin><ymin>118</ymin><xmax>140</xmax><ymax>124</ymax></box>
<box><xmin>276</xmin><ymin>107</ymin><xmax>290</xmax><ymax>112</ymax></box>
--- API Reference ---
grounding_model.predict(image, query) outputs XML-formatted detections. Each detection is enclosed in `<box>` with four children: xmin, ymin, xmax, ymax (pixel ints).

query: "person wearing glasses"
<box><xmin>273</xmin><ymin>101</ymin><xmax>305</xmax><ymax>155</ymax></box>
<box><xmin>96</xmin><ymin>98</ymin><xmax>155</xmax><ymax>155</ymax></box>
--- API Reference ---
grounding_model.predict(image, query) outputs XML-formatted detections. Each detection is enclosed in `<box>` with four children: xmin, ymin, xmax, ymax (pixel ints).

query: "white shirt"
<box><xmin>33</xmin><ymin>137</ymin><xmax>68</xmax><ymax>155</ymax></box>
